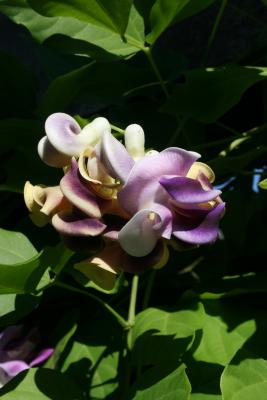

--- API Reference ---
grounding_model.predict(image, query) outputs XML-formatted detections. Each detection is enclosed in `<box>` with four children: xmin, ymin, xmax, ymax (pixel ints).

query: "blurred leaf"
<box><xmin>0</xmin><ymin>368</ymin><xmax>84</xmax><ymax>399</ymax></box>
<box><xmin>0</xmin><ymin>51</ymin><xmax>36</xmax><ymax>118</ymax></box>
<box><xmin>259</xmin><ymin>178</ymin><xmax>267</xmax><ymax>189</ymax></box>
<box><xmin>28</xmin><ymin>0</ymin><xmax>133</xmax><ymax>36</ymax></box>
<box><xmin>147</xmin><ymin>0</ymin><xmax>190</xmax><ymax>44</ymax></box>
<box><xmin>38</xmin><ymin>61</ymin><xmax>150</xmax><ymax>117</ymax></box>
<box><xmin>37</xmin><ymin>62</ymin><xmax>94</xmax><ymax>117</ymax></box>
<box><xmin>131</xmin><ymin>363</ymin><xmax>191</xmax><ymax>400</ymax></box>
<box><xmin>221</xmin><ymin>358</ymin><xmax>267</xmax><ymax>400</ymax></box>
<box><xmin>0</xmin><ymin>1</ymin><xmax>142</xmax><ymax>57</ymax></box>
<box><xmin>162</xmin><ymin>66</ymin><xmax>267</xmax><ymax>123</ymax></box>
<box><xmin>176</xmin><ymin>0</ymin><xmax>215</xmax><ymax>21</ymax></box>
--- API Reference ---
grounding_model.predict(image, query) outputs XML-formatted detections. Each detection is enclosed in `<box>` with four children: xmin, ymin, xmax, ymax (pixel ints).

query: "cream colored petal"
<box><xmin>125</xmin><ymin>124</ymin><xmax>145</xmax><ymax>161</ymax></box>
<box><xmin>153</xmin><ymin>241</ymin><xmax>170</xmax><ymax>270</ymax></box>
<box><xmin>187</xmin><ymin>161</ymin><xmax>215</xmax><ymax>183</ymax></box>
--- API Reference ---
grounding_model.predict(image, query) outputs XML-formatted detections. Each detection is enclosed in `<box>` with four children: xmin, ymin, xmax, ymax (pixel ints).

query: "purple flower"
<box><xmin>100</xmin><ymin>130</ymin><xmax>225</xmax><ymax>257</ymax></box>
<box><xmin>0</xmin><ymin>326</ymin><xmax>53</xmax><ymax>387</ymax></box>
<box><xmin>24</xmin><ymin>112</ymin><xmax>225</xmax><ymax>286</ymax></box>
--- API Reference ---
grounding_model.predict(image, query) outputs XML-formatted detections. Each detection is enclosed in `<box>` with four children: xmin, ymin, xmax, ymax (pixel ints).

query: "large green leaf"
<box><xmin>132</xmin><ymin>303</ymin><xmax>205</xmax><ymax>366</ymax></box>
<box><xmin>132</xmin><ymin>364</ymin><xmax>191</xmax><ymax>400</ymax></box>
<box><xmin>0</xmin><ymin>368</ymin><xmax>83</xmax><ymax>399</ymax></box>
<box><xmin>221</xmin><ymin>359</ymin><xmax>267</xmax><ymax>400</ymax></box>
<box><xmin>162</xmin><ymin>66</ymin><xmax>267</xmax><ymax>123</ymax></box>
<box><xmin>192</xmin><ymin>301</ymin><xmax>256</xmax><ymax>366</ymax></box>
<box><xmin>0</xmin><ymin>1</ymin><xmax>144</xmax><ymax>57</ymax></box>
<box><xmin>28</xmin><ymin>0</ymin><xmax>133</xmax><ymax>36</ymax></box>
<box><xmin>147</xmin><ymin>0</ymin><xmax>190</xmax><ymax>44</ymax></box>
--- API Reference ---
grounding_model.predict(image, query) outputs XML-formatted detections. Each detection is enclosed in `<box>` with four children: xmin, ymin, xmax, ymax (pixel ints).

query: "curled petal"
<box><xmin>74</xmin><ymin>245</ymin><xmax>121</xmax><ymax>290</ymax></box>
<box><xmin>100</xmin><ymin>131</ymin><xmax>134</xmax><ymax>182</ymax></box>
<box><xmin>118</xmin><ymin>209</ymin><xmax>161</xmax><ymax>257</ymax></box>
<box><xmin>187</xmin><ymin>161</ymin><xmax>215</xmax><ymax>183</ymax></box>
<box><xmin>45</xmin><ymin>113</ymin><xmax>83</xmax><ymax>156</ymax></box>
<box><xmin>121</xmin><ymin>240</ymin><xmax>169</xmax><ymax>273</ymax></box>
<box><xmin>24</xmin><ymin>182</ymin><xmax>66</xmax><ymax>227</ymax></box>
<box><xmin>78</xmin><ymin>149</ymin><xmax>119</xmax><ymax>200</ymax></box>
<box><xmin>159</xmin><ymin>176</ymin><xmax>221</xmax><ymax>204</ymax></box>
<box><xmin>173</xmin><ymin>203</ymin><xmax>225</xmax><ymax>244</ymax></box>
<box><xmin>37</xmin><ymin>137</ymin><xmax>71</xmax><ymax>168</ymax></box>
<box><xmin>124</xmin><ymin>124</ymin><xmax>145</xmax><ymax>161</ymax></box>
<box><xmin>60</xmin><ymin>159</ymin><xmax>102</xmax><ymax>218</ymax></box>
<box><xmin>52</xmin><ymin>211</ymin><xmax>106</xmax><ymax>236</ymax></box>
<box><xmin>118</xmin><ymin>147</ymin><xmax>200</xmax><ymax>215</ymax></box>
<box><xmin>80</xmin><ymin>117</ymin><xmax>110</xmax><ymax>147</ymax></box>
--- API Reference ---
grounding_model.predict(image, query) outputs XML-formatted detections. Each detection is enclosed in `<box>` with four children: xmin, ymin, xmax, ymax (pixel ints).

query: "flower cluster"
<box><xmin>24</xmin><ymin>113</ymin><xmax>225</xmax><ymax>289</ymax></box>
<box><xmin>0</xmin><ymin>325</ymin><xmax>53</xmax><ymax>387</ymax></box>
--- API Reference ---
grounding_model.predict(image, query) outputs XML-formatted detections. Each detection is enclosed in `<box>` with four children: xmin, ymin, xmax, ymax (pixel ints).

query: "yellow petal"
<box><xmin>153</xmin><ymin>241</ymin><xmax>170</xmax><ymax>270</ymax></box>
<box><xmin>187</xmin><ymin>162</ymin><xmax>215</xmax><ymax>183</ymax></box>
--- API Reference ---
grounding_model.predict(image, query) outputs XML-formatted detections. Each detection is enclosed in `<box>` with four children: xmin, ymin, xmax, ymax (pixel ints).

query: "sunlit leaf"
<box><xmin>221</xmin><ymin>358</ymin><xmax>267</xmax><ymax>400</ymax></box>
<box><xmin>0</xmin><ymin>368</ymin><xmax>83</xmax><ymax>399</ymax></box>
<box><xmin>132</xmin><ymin>363</ymin><xmax>191</xmax><ymax>400</ymax></box>
<box><xmin>0</xmin><ymin>0</ymin><xmax>143</xmax><ymax>57</ymax></box>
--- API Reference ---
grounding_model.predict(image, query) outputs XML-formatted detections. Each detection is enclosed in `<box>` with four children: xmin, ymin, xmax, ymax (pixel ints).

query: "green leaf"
<box><xmin>0</xmin><ymin>368</ymin><xmax>84</xmax><ymax>399</ymax></box>
<box><xmin>132</xmin><ymin>364</ymin><xmax>191</xmax><ymax>400</ymax></box>
<box><xmin>221</xmin><ymin>359</ymin><xmax>267</xmax><ymax>400</ymax></box>
<box><xmin>28</xmin><ymin>0</ymin><xmax>133</xmax><ymax>36</ymax></box>
<box><xmin>147</xmin><ymin>0</ymin><xmax>190</xmax><ymax>44</ymax></box>
<box><xmin>0</xmin><ymin>1</ymin><xmax>143</xmax><ymax>57</ymax></box>
<box><xmin>132</xmin><ymin>303</ymin><xmax>205</xmax><ymax>366</ymax></box>
<box><xmin>192</xmin><ymin>301</ymin><xmax>256</xmax><ymax>366</ymax></box>
<box><xmin>162</xmin><ymin>66</ymin><xmax>267</xmax><ymax>123</ymax></box>
<box><xmin>0</xmin><ymin>229</ymin><xmax>52</xmax><ymax>294</ymax></box>
<box><xmin>259</xmin><ymin>178</ymin><xmax>267</xmax><ymax>190</ymax></box>
<box><xmin>0</xmin><ymin>228</ymin><xmax>37</xmax><ymax>264</ymax></box>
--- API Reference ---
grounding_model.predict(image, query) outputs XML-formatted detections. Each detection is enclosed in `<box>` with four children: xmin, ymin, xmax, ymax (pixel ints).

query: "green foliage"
<box><xmin>0</xmin><ymin>0</ymin><xmax>267</xmax><ymax>398</ymax></box>
<box><xmin>221</xmin><ymin>359</ymin><xmax>267</xmax><ymax>400</ymax></box>
<box><xmin>28</xmin><ymin>0</ymin><xmax>133</xmax><ymax>36</ymax></box>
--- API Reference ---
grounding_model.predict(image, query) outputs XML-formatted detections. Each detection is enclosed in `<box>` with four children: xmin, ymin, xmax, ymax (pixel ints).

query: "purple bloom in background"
<box><xmin>24</xmin><ymin>113</ymin><xmax>225</xmax><ymax>288</ymax></box>
<box><xmin>0</xmin><ymin>326</ymin><xmax>53</xmax><ymax>387</ymax></box>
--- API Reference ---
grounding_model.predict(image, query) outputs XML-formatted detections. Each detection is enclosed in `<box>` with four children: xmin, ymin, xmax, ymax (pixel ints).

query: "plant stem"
<box><xmin>110</xmin><ymin>124</ymin><xmax>125</xmax><ymax>134</ymax></box>
<box><xmin>143</xmin><ymin>46</ymin><xmax>169</xmax><ymax>99</ymax></box>
<box><xmin>142</xmin><ymin>270</ymin><xmax>156</xmax><ymax>309</ymax></box>
<box><xmin>201</xmin><ymin>0</ymin><xmax>228</xmax><ymax>66</ymax></box>
<box><xmin>54</xmin><ymin>281</ymin><xmax>128</xmax><ymax>329</ymax></box>
<box><xmin>120</xmin><ymin>275</ymin><xmax>139</xmax><ymax>398</ymax></box>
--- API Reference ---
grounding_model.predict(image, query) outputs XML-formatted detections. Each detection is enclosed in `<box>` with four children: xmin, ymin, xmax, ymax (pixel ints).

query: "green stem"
<box><xmin>142</xmin><ymin>270</ymin><xmax>156</xmax><ymax>309</ymax></box>
<box><xmin>55</xmin><ymin>281</ymin><xmax>128</xmax><ymax>329</ymax></box>
<box><xmin>110</xmin><ymin>124</ymin><xmax>125</xmax><ymax>134</ymax></box>
<box><xmin>143</xmin><ymin>46</ymin><xmax>169</xmax><ymax>99</ymax></box>
<box><xmin>201</xmin><ymin>0</ymin><xmax>228</xmax><ymax>66</ymax></box>
<box><xmin>120</xmin><ymin>274</ymin><xmax>139</xmax><ymax>398</ymax></box>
